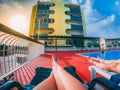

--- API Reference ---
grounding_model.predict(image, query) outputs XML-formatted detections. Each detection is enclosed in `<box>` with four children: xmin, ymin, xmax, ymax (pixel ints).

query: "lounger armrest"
<box><xmin>88</xmin><ymin>77</ymin><xmax>120</xmax><ymax>90</ymax></box>
<box><xmin>89</xmin><ymin>66</ymin><xmax>116</xmax><ymax>80</ymax></box>
<box><xmin>0</xmin><ymin>81</ymin><xmax>24</xmax><ymax>90</ymax></box>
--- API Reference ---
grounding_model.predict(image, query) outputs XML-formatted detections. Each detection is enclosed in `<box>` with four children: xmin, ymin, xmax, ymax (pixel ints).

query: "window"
<box><xmin>38</xmin><ymin>10</ymin><xmax>54</xmax><ymax>14</ymax></box>
<box><xmin>36</xmin><ymin>18</ymin><xmax>55</xmax><ymax>24</ymax></box>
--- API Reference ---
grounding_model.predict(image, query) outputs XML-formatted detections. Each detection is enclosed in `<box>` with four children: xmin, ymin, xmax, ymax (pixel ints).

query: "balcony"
<box><xmin>64</xmin><ymin>4</ymin><xmax>80</xmax><ymax>8</ymax></box>
<box><xmin>37</xmin><ymin>10</ymin><xmax>55</xmax><ymax>14</ymax></box>
<box><xmin>0</xmin><ymin>23</ymin><xmax>103</xmax><ymax>90</ymax></box>
<box><xmin>66</xmin><ymin>29</ymin><xmax>83</xmax><ymax>35</ymax></box>
<box><xmin>38</xmin><ymin>2</ymin><xmax>55</xmax><ymax>7</ymax></box>
<box><xmin>0</xmin><ymin>23</ymin><xmax>44</xmax><ymax>80</ymax></box>
<box><xmin>65</xmin><ymin>19</ymin><xmax>82</xmax><ymax>25</ymax></box>
<box><xmin>34</xmin><ymin>28</ymin><xmax>54</xmax><ymax>34</ymax></box>
<box><xmin>65</xmin><ymin>11</ymin><xmax>81</xmax><ymax>17</ymax></box>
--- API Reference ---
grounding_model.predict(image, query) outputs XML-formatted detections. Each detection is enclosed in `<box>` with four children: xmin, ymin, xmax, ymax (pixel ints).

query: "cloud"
<box><xmin>82</xmin><ymin>0</ymin><xmax>92</xmax><ymax>14</ymax></box>
<box><xmin>87</xmin><ymin>15</ymin><xmax>116</xmax><ymax>38</ymax></box>
<box><xmin>0</xmin><ymin>0</ymin><xmax>34</xmax><ymax>35</ymax></box>
<box><xmin>0</xmin><ymin>0</ymin><xmax>23</xmax><ymax>10</ymax></box>
<box><xmin>82</xmin><ymin>0</ymin><xmax>104</xmax><ymax>25</ymax></box>
<box><xmin>78</xmin><ymin>0</ymin><xmax>82</xmax><ymax>3</ymax></box>
<box><xmin>39</xmin><ymin>0</ymin><xmax>51</xmax><ymax>1</ymax></box>
<box><xmin>115</xmin><ymin>1</ymin><xmax>119</xmax><ymax>6</ymax></box>
<box><xmin>96</xmin><ymin>15</ymin><xmax>115</xmax><ymax>26</ymax></box>
<box><xmin>0</xmin><ymin>0</ymin><xmax>27</xmax><ymax>22</ymax></box>
<box><xmin>71</xmin><ymin>0</ymin><xmax>78</xmax><ymax>4</ymax></box>
<box><xmin>80</xmin><ymin>0</ymin><xmax>120</xmax><ymax>38</ymax></box>
<box><xmin>114</xmin><ymin>1</ymin><xmax>120</xmax><ymax>15</ymax></box>
<box><xmin>0</xmin><ymin>3</ymin><xmax>10</xmax><ymax>9</ymax></box>
<box><xmin>0</xmin><ymin>0</ymin><xmax>120</xmax><ymax>37</ymax></box>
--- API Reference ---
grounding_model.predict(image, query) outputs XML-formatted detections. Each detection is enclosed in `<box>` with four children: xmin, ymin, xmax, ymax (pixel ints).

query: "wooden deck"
<box><xmin>13</xmin><ymin>51</ymin><xmax>95</xmax><ymax>86</ymax></box>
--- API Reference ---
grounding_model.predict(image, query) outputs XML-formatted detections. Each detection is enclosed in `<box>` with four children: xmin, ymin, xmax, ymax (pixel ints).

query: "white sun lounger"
<box><xmin>88</xmin><ymin>66</ymin><xmax>118</xmax><ymax>90</ymax></box>
<box><xmin>89</xmin><ymin>66</ymin><xmax>116</xmax><ymax>80</ymax></box>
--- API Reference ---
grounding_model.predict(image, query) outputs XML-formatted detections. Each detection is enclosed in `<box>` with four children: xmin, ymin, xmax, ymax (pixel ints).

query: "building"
<box><xmin>29</xmin><ymin>0</ymin><xmax>86</xmax><ymax>46</ymax></box>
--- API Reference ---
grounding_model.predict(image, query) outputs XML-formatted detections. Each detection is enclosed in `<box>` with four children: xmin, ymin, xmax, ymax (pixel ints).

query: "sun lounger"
<box><xmin>1</xmin><ymin>66</ymin><xmax>120</xmax><ymax>90</ymax></box>
<box><xmin>89</xmin><ymin>66</ymin><xmax>120</xmax><ymax>87</ymax></box>
<box><xmin>89</xmin><ymin>66</ymin><xmax>116</xmax><ymax>80</ymax></box>
<box><xmin>88</xmin><ymin>66</ymin><xmax>120</xmax><ymax>90</ymax></box>
<box><xmin>0</xmin><ymin>66</ymin><xmax>84</xmax><ymax>90</ymax></box>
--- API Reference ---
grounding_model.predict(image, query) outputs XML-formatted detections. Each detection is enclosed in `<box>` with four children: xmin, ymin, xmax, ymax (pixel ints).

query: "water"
<box><xmin>81</xmin><ymin>50</ymin><xmax>120</xmax><ymax>60</ymax></box>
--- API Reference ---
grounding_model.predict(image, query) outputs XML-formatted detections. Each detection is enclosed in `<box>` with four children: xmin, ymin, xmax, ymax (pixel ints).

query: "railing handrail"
<box><xmin>0</xmin><ymin>23</ymin><xmax>44</xmax><ymax>45</ymax></box>
<box><xmin>0</xmin><ymin>59</ymin><xmax>30</xmax><ymax>80</ymax></box>
<box><xmin>0</xmin><ymin>23</ymin><xmax>45</xmax><ymax>80</ymax></box>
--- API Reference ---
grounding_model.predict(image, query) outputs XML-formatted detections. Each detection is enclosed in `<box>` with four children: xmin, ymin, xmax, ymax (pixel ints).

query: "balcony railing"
<box><xmin>0</xmin><ymin>23</ymin><xmax>44</xmax><ymax>79</ymax></box>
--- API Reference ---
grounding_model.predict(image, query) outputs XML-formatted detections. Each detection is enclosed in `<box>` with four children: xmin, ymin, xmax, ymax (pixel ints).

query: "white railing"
<box><xmin>0</xmin><ymin>23</ymin><xmax>44</xmax><ymax>79</ymax></box>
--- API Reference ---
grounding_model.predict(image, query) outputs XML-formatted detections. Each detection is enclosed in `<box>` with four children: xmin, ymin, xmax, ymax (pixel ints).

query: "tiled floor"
<box><xmin>14</xmin><ymin>51</ymin><xmax>94</xmax><ymax>86</ymax></box>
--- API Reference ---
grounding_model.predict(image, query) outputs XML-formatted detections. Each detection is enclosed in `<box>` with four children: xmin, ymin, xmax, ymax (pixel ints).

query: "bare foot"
<box><xmin>88</xmin><ymin>56</ymin><xmax>95</xmax><ymax>64</ymax></box>
<box><xmin>52</xmin><ymin>55</ymin><xmax>58</xmax><ymax>63</ymax></box>
<box><xmin>97</xmin><ymin>56</ymin><xmax>104</xmax><ymax>63</ymax></box>
<box><xmin>52</xmin><ymin>55</ymin><xmax>59</xmax><ymax>71</ymax></box>
<box><xmin>52</xmin><ymin>59</ymin><xmax>57</xmax><ymax>70</ymax></box>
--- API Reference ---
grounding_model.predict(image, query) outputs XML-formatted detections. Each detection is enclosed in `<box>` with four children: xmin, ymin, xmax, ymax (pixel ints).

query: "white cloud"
<box><xmin>12</xmin><ymin>1</ymin><xmax>23</xmax><ymax>9</ymax></box>
<box><xmin>39</xmin><ymin>0</ymin><xmax>51</xmax><ymax>1</ymax></box>
<box><xmin>97</xmin><ymin>15</ymin><xmax>115</xmax><ymax>26</ymax></box>
<box><xmin>0</xmin><ymin>0</ymin><xmax>31</xmax><ymax>35</ymax></box>
<box><xmin>82</xmin><ymin>0</ymin><xmax>104</xmax><ymax>25</ymax></box>
<box><xmin>115</xmin><ymin>1</ymin><xmax>120</xmax><ymax>15</ymax></box>
<box><xmin>0</xmin><ymin>1</ymin><xmax>23</xmax><ymax>10</ymax></box>
<box><xmin>83</xmin><ymin>0</ymin><xmax>92</xmax><ymax>14</ymax></box>
<box><xmin>78</xmin><ymin>0</ymin><xmax>82</xmax><ymax>3</ymax></box>
<box><xmin>0</xmin><ymin>3</ymin><xmax>10</xmax><ymax>9</ymax></box>
<box><xmin>87</xmin><ymin>15</ymin><xmax>116</xmax><ymax>38</ymax></box>
<box><xmin>115</xmin><ymin>1</ymin><xmax>119</xmax><ymax>6</ymax></box>
<box><xmin>81</xmin><ymin>0</ymin><xmax>119</xmax><ymax>38</ymax></box>
<box><xmin>71</xmin><ymin>0</ymin><xmax>78</xmax><ymax>4</ymax></box>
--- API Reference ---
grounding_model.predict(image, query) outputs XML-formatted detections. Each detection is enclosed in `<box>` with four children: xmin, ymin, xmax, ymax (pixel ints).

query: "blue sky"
<box><xmin>78</xmin><ymin>0</ymin><xmax>120</xmax><ymax>38</ymax></box>
<box><xmin>0</xmin><ymin>0</ymin><xmax>120</xmax><ymax>38</ymax></box>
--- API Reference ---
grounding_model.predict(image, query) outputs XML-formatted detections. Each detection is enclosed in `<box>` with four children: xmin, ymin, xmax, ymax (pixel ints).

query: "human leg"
<box><xmin>52</xmin><ymin>60</ymin><xmax>87</xmax><ymax>90</ymax></box>
<box><xmin>97</xmin><ymin>56</ymin><xmax>105</xmax><ymax>63</ymax></box>
<box><xmin>89</xmin><ymin>57</ymin><xmax>114</xmax><ymax>71</ymax></box>
<box><xmin>97</xmin><ymin>56</ymin><xmax>120</xmax><ymax>64</ymax></box>
<box><xmin>33</xmin><ymin>72</ymin><xmax>57</xmax><ymax>90</ymax></box>
<box><xmin>98</xmin><ymin>57</ymin><xmax>115</xmax><ymax>64</ymax></box>
<box><xmin>89</xmin><ymin>57</ymin><xmax>120</xmax><ymax>73</ymax></box>
<box><xmin>33</xmin><ymin>56</ymin><xmax>88</xmax><ymax>90</ymax></box>
<box><xmin>110</xmin><ymin>63</ymin><xmax>120</xmax><ymax>73</ymax></box>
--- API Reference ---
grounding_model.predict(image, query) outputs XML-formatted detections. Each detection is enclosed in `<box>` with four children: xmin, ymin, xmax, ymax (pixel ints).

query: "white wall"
<box><xmin>27</xmin><ymin>41</ymin><xmax>44</xmax><ymax>61</ymax></box>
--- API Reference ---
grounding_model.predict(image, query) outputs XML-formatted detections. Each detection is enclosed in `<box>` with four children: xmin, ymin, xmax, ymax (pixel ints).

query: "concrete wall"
<box><xmin>28</xmin><ymin>41</ymin><xmax>44</xmax><ymax>61</ymax></box>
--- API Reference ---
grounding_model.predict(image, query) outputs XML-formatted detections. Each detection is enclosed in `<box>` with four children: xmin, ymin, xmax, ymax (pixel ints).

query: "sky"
<box><xmin>0</xmin><ymin>0</ymin><xmax>120</xmax><ymax>38</ymax></box>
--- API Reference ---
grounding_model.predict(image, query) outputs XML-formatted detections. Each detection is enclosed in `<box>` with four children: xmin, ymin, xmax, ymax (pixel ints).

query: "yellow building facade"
<box><xmin>29</xmin><ymin>0</ymin><xmax>86</xmax><ymax>46</ymax></box>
